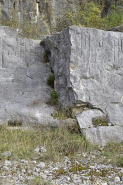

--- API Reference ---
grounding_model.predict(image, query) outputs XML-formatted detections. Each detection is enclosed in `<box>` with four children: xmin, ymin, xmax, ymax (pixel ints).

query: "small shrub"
<box><xmin>105</xmin><ymin>10</ymin><xmax>123</xmax><ymax>29</ymax></box>
<box><xmin>50</xmin><ymin>90</ymin><xmax>58</xmax><ymax>103</ymax></box>
<box><xmin>54</xmin><ymin>2</ymin><xmax>106</xmax><ymax>32</ymax></box>
<box><xmin>47</xmin><ymin>74</ymin><xmax>55</xmax><ymax>88</ymax></box>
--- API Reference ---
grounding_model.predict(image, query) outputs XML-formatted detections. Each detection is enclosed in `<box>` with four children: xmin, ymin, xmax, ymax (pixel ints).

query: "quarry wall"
<box><xmin>45</xmin><ymin>26</ymin><xmax>123</xmax><ymax>145</ymax></box>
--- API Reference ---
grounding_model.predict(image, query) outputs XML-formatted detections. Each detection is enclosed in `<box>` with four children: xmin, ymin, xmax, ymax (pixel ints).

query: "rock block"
<box><xmin>0</xmin><ymin>26</ymin><xmax>57</xmax><ymax>126</ymax></box>
<box><xmin>45</xmin><ymin>26</ymin><xmax>123</xmax><ymax>145</ymax></box>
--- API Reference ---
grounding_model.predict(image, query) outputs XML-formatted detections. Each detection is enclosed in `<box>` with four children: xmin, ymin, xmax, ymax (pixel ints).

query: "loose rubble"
<box><xmin>0</xmin><ymin>146</ymin><xmax>123</xmax><ymax>185</ymax></box>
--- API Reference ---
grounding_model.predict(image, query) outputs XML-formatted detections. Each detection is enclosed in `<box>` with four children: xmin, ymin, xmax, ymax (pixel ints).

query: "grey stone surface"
<box><xmin>0</xmin><ymin>0</ymin><xmax>79</xmax><ymax>34</ymax></box>
<box><xmin>0</xmin><ymin>26</ymin><xmax>59</xmax><ymax>126</ymax></box>
<box><xmin>76</xmin><ymin>110</ymin><xmax>105</xmax><ymax>129</ymax></box>
<box><xmin>45</xmin><ymin>26</ymin><xmax>123</xmax><ymax>145</ymax></box>
<box><xmin>82</xmin><ymin>126</ymin><xmax>123</xmax><ymax>146</ymax></box>
<box><xmin>0</xmin><ymin>26</ymin><xmax>20</xmax><ymax>37</ymax></box>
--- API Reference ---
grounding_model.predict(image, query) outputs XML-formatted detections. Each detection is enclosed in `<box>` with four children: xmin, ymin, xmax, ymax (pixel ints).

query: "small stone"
<box><xmin>115</xmin><ymin>176</ymin><xmax>120</xmax><ymax>182</ymax></box>
<box><xmin>20</xmin><ymin>159</ymin><xmax>28</xmax><ymax>163</ymax></box>
<box><xmin>101</xmin><ymin>182</ymin><xmax>108</xmax><ymax>185</ymax></box>
<box><xmin>32</xmin><ymin>160</ymin><xmax>37</xmax><ymax>164</ymax></box>
<box><xmin>34</xmin><ymin>147</ymin><xmax>40</xmax><ymax>153</ymax></box>
<box><xmin>35</xmin><ymin>167</ymin><xmax>40</xmax><ymax>173</ymax></box>
<box><xmin>22</xmin><ymin>169</ymin><xmax>26</xmax><ymax>174</ymax></box>
<box><xmin>40</xmin><ymin>174</ymin><xmax>47</xmax><ymax>179</ymax></box>
<box><xmin>41</xmin><ymin>146</ymin><xmax>47</xmax><ymax>152</ymax></box>
<box><xmin>37</xmin><ymin>162</ymin><xmax>45</xmax><ymax>169</ymax></box>
<box><xmin>2</xmin><ymin>166</ymin><xmax>9</xmax><ymax>171</ymax></box>
<box><xmin>4</xmin><ymin>160</ymin><xmax>12</xmax><ymax>166</ymax></box>
<box><xmin>67</xmin><ymin>177</ymin><xmax>70</xmax><ymax>181</ymax></box>
<box><xmin>44</xmin><ymin>170</ymin><xmax>49</xmax><ymax>174</ymax></box>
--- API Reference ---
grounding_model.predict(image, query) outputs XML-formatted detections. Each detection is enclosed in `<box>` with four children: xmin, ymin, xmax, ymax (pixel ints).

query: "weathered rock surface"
<box><xmin>0</xmin><ymin>26</ymin><xmax>59</xmax><ymax>126</ymax></box>
<box><xmin>0</xmin><ymin>0</ymin><xmax>78</xmax><ymax>34</ymax></box>
<box><xmin>45</xmin><ymin>26</ymin><xmax>123</xmax><ymax>145</ymax></box>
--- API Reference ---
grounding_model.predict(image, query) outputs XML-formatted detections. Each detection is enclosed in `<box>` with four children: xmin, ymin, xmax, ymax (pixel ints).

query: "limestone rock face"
<box><xmin>0</xmin><ymin>26</ymin><xmax>58</xmax><ymax>126</ymax></box>
<box><xmin>0</xmin><ymin>0</ymin><xmax>78</xmax><ymax>34</ymax></box>
<box><xmin>45</xmin><ymin>26</ymin><xmax>123</xmax><ymax>145</ymax></box>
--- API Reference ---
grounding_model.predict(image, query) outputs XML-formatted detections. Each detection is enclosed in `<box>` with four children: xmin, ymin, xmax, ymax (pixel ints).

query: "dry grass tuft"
<box><xmin>0</xmin><ymin>125</ymin><xmax>92</xmax><ymax>163</ymax></box>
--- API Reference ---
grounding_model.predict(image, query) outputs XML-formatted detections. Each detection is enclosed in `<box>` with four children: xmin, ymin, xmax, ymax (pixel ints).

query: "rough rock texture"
<box><xmin>45</xmin><ymin>26</ymin><xmax>123</xmax><ymax>145</ymax></box>
<box><xmin>0</xmin><ymin>26</ymin><xmax>59</xmax><ymax>126</ymax></box>
<box><xmin>0</xmin><ymin>0</ymin><xmax>78</xmax><ymax>34</ymax></box>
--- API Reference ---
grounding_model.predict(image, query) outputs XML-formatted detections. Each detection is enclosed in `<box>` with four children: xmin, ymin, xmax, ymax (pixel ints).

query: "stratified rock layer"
<box><xmin>45</xmin><ymin>26</ymin><xmax>123</xmax><ymax>145</ymax></box>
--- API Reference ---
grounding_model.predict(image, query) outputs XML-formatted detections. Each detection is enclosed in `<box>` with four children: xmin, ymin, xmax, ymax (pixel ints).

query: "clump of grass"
<box><xmin>69</xmin><ymin>164</ymin><xmax>89</xmax><ymax>173</ymax></box>
<box><xmin>29</xmin><ymin>176</ymin><xmax>51</xmax><ymax>185</ymax></box>
<box><xmin>47</xmin><ymin>74</ymin><xmax>55</xmax><ymax>88</ymax></box>
<box><xmin>0</xmin><ymin>125</ymin><xmax>92</xmax><ymax>163</ymax></box>
<box><xmin>101</xmin><ymin>142</ymin><xmax>123</xmax><ymax>166</ymax></box>
<box><xmin>92</xmin><ymin>116</ymin><xmax>108</xmax><ymax>127</ymax></box>
<box><xmin>52</xmin><ymin>109</ymin><xmax>70</xmax><ymax>120</ymax></box>
<box><xmin>118</xmin><ymin>157</ymin><xmax>123</xmax><ymax>167</ymax></box>
<box><xmin>54</xmin><ymin>168</ymin><xmax>68</xmax><ymax>177</ymax></box>
<box><xmin>8</xmin><ymin>119</ymin><xmax>22</xmax><ymax>127</ymax></box>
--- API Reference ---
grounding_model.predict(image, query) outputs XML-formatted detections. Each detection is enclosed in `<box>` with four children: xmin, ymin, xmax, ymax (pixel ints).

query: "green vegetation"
<box><xmin>50</xmin><ymin>90</ymin><xmax>58</xmax><ymax>104</ymax></box>
<box><xmin>118</xmin><ymin>156</ymin><xmax>123</xmax><ymax>166</ymax></box>
<box><xmin>52</xmin><ymin>108</ymin><xmax>70</xmax><ymax>120</ymax></box>
<box><xmin>69</xmin><ymin>163</ymin><xmax>89</xmax><ymax>173</ymax></box>
<box><xmin>8</xmin><ymin>119</ymin><xmax>22</xmax><ymax>127</ymax></box>
<box><xmin>47</xmin><ymin>74</ymin><xmax>55</xmax><ymax>88</ymax></box>
<box><xmin>92</xmin><ymin>116</ymin><xmax>108</xmax><ymax>127</ymax></box>
<box><xmin>106</xmin><ymin>10</ymin><xmax>123</xmax><ymax>28</ymax></box>
<box><xmin>29</xmin><ymin>176</ymin><xmax>51</xmax><ymax>185</ymax></box>
<box><xmin>0</xmin><ymin>125</ymin><xmax>91</xmax><ymax>162</ymax></box>
<box><xmin>55</xmin><ymin>1</ymin><xmax>123</xmax><ymax>32</ymax></box>
<box><xmin>101</xmin><ymin>142</ymin><xmax>123</xmax><ymax>166</ymax></box>
<box><xmin>0</xmin><ymin>1</ymin><xmax>123</xmax><ymax>38</ymax></box>
<box><xmin>0</xmin><ymin>125</ymin><xmax>123</xmax><ymax>171</ymax></box>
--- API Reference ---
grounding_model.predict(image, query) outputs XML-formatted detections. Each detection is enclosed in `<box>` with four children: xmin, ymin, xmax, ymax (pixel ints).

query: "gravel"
<box><xmin>0</xmin><ymin>147</ymin><xmax>123</xmax><ymax>185</ymax></box>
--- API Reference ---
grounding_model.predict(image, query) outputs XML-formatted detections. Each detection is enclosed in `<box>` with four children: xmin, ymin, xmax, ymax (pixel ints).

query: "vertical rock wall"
<box><xmin>0</xmin><ymin>26</ymin><xmax>57</xmax><ymax>126</ymax></box>
<box><xmin>45</xmin><ymin>26</ymin><xmax>123</xmax><ymax>145</ymax></box>
<box><xmin>0</xmin><ymin>0</ymin><xmax>78</xmax><ymax>34</ymax></box>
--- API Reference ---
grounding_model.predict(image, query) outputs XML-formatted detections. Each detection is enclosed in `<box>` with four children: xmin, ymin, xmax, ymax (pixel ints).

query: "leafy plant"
<box><xmin>118</xmin><ymin>156</ymin><xmax>123</xmax><ymax>166</ymax></box>
<box><xmin>54</xmin><ymin>2</ymin><xmax>106</xmax><ymax>32</ymax></box>
<box><xmin>50</xmin><ymin>90</ymin><xmax>58</xmax><ymax>103</ymax></box>
<box><xmin>47</xmin><ymin>74</ymin><xmax>55</xmax><ymax>88</ymax></box>
<box><xmin>105</xmin><ymin>10</ymin><xmax>123</xmax><ymax>29</ymax></box>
